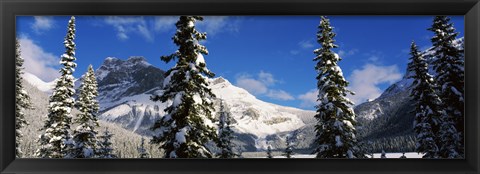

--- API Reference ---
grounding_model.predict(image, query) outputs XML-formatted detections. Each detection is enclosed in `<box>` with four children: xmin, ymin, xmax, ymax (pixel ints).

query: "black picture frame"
<box><xmin>1</xmin><ymin>0</ymin><xmax>479</xmax><ymax>173</ymax></box>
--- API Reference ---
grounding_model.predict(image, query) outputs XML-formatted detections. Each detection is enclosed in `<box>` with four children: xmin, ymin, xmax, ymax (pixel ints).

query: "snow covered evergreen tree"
<box><xmin>266</xmin><ymin>146</ymin><xmax>273</xmax><ymax>158</ymax></box>
<box><xmin>150</xmin><ymin>16</ymin><xmax>217</xmax><ymax>158</ymax></box>
<box><xmin>428</xmin><ymin>16</ymin><xmax>464</xmax><ymax>158</ymax></box>
<box><xmin>36</xmin><ymin>16</ymin><xmax>77</xmax><ymax>158</ymax></box>
<box><xmin>15</xmin><ymin>39</ymin><xmax>33</xmax><ymax>158</ymax></box>
<box><xmin>217</xmin><ymin>101</ymin><xmax>236</xmax><ymax>158</ymax></box>
<box><xmin>312</xmin><ymin>16</ymin><xmax>360</xmax><ymax>158</ymax></box>
<box><xmin>97</xmin><ymin>128</ymin><xmax>117</xmax><ymax>158</ymax></box>
<box><xmin>407</xmin><ymin>41</ymin><xmax>441</xmax><ymax>158</ymax></box>
<box><xmin>70</xmin><ymin>65</ymin><xmax>100</xmax><ymax>158</ymax></box>
<box><xmin>437</xmin><ymin>118</ymin><xmax>461</xmax><ymax>158</ymax></box>
<box><xmin>138</xmin><ymin>137</ymin><xmax>149</xmax><ymax>158</ymax></box>
<box><xmin>283</xmin><ymin>136</ymin><xmax>294</xmax><ymax>158</ymax></box>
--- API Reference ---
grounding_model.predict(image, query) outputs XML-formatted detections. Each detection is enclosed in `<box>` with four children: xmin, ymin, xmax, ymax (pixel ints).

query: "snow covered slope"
<box><xmin>210</xmin><ymin>77</ymin><xmax>309</xmax><ymax>138</ymax></box>
<box><xmin>355</xmin><ymin>37</ymin><xmax>464</xmax><ymax>121</ymax></box>
<box><xmin>354</xmin><ymin>38</ymin><xmax>464</xmax><ymax>153</ymax></box>
<box><xmin>19</xmin><ymin>78</ymin><xmax>164</xmax><ymax>158</ymax></box>
<box><xmin>22</xmin><ymin>72</ymin><xmax>56</xmax><ymax>93</ymax></box>
<box><xmin>209</xmin><ymin>77</ymin><xmax>316</xmax><ymax>150</ymax></box>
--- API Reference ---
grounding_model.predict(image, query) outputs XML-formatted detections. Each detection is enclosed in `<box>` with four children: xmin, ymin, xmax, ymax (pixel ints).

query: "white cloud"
<box><xmin>298</xmin><ymin>39</ymin><xmax>314</xmax><ymax>49</ymax></box>
<box><xmin>137</xmin><ymin>24</ymin><xmax>154</xmax><ymax>42</ymax></box>
<box><xmin>368</xmin><ymin>55</ymin><xmax>380</xmax><ymax>62</ymax></box>
<box><xmin>18</xmin><ymin>37</ymin><xmax>60</xmax><ymax>82</ymax></box>
<box><xmin>117</xmin><ymin>30</ymin><xmax>129</xmax><ymax>40</ymax></box>
<box><xmin>290</xmin><ymin>50</ymin><xmax>300</xmax><ymax>55</ymax></box>
<box><xmin>290</xmin><ymin>39</ymin><xmax>315</xmax><ymax>55</ymax></box>
<box><xmin>154</xmin><ymin>16</ymin><xmax>178</xmax><ymax>32</ymax></box>
<box><xmin>104</xmin><ymin>16</ymin><xmax>154</xmax><ymax>42</ymax></box>
<box><xmin>235</xmin><ymin>71</ymin><xmax>293</xmax><ymax>101</ymax></box>
<box><xmin>347</xmin><ymin>64</ymin><xmax>403</xmax><ymax>105</ymax></box>
<box><xmin>31</xmin><ymin>16</ymin><xmax>54</xmax><ymax>33</ymax></box>
<box><xmin>258</xmin><ymin>71</ymin><xmax>277</xmax><ymax>85</ymax></box>
<box><xmin>266</xmin><ymin>89</ymin><xmax>294</xmax><ymax>101</ymax></box>
<box><xmin>105</xmin><ymin>16</ymin><xmax>240</xmax><ymax>41</ymax></box>
<box><xmin>298</xmin><ymin>89</ymin><xmax>318</xmax><ymax>108</ymax></box>
<box><xmin>338</xmin><ymin>49</ymin><xmax>358</xmax><ymax>57</ymax></box>
<box><xmin>364</xmin><ymin>50</ymin><xmax>385</xmax><ymax>63</ymax></box>
<box><xmin>197</xmin><ymin>16</ymin><xmax>240</xmax><ymax>36</ymax></box>
<box><xmin>236</xmin><ymin>75</ymin><xmax>268</xmax><ymax>95</ymax></box>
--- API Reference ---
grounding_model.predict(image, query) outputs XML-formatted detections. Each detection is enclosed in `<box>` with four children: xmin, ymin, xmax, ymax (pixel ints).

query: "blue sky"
<box><xmin>16</xmin><ymin>16</ymin><xmax>464</xmax><ymax>110</ymax></box>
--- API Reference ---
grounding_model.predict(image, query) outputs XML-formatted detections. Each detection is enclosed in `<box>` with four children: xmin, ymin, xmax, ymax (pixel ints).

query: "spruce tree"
<box><xmin>428</xmin><ymin>16</ymin><xmax>464</xmax><ymax>158</ymax></box>
<box><xmin>15</xmin><ymin>39</ymin><xmax>33</xmax><ymax>158</ymax></box>
<box><xmin>217</xmin><ymin>101</ymin><xmax>236</xmax><ymax>158</ymax></box>
<box><xmin>266</xmin><ymin>146</ymin><xmax>273</xmax><ymax>158</ymax></box>
<box><xmin>138</xmin><ymin>137</ymin><xmax>149</xmax><ymax>158</ymax></box>
<box><xmin>283</xmin><ymin>136</ymin><xmax>294</xmax><ymax>158</ymax></box>
<box><xmin>70</xmin><ymin>65</ymin><xmax>100</xmax><ymax>158</ymax></box>
<box><xmin>36</xmin><ymin>16</ymin><xmax>77</xmax><ymax>158</ymax></box>
<box><xmin>150</xmin><ymin>16</ymin><xmax>217</xmax><ymax>158</ymax></box>
<box><xmin>312</xmin><ymin>16</ymin><xmax>360</xmax><ymax>158</ymax></box>
<box><xmin>97</xmin><ymin>128</ymin><xmax>117</xmax><ymax>158</ymax></box>
<box><xmin>407</xmin><ymin>41</ymin><xmax>441</xmax><ymax>158</ymax></box>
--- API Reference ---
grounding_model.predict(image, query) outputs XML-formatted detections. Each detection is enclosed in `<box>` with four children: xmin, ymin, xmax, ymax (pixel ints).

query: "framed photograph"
<box><xmin>1</xmin><ymin>0</ymin><xmax>479</xmax><ymax>174</ymax></box>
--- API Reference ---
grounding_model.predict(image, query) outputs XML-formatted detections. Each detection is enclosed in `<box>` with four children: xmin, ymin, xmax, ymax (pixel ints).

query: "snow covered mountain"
<box><xmin>356</xmin><ymin>38</ymin><xmax>464</xmax><ymax>120</ymax></box>
<box><xmin>354</xmin><ymin>38</ymin><xmax>464</xmax><ymax>151</ymax></box>
<box><xmin>95</xmin><ymin>56</ymin><xmax>165</xmax><ymax>103</ymax></box>
<box><xmin>22</xmin><ymin>72</ymin><xmax>56</xmax><ymax>93</ymax></box>
<box><xmin>85</xmin><ymin>56</ymin><xmax>314</xmax><ymax>151</ymax></box>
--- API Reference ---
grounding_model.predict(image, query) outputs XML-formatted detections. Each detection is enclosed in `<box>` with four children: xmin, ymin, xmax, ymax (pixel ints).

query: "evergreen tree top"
<box><xmin>314</xmin><ymin>16</ymin><xmax>354</xmax><ymax>107</ymax></box>
<box><xmin>161</xmin><ymin>16</ymin><xmax>211</xmax><ymax>76</ymax></box>
<box><xmin>407</xmin><ymin>41</ymin><xmax>435</xmax><ymax>93</ymax></box>
<box><xmin>407</xmin><ymin>41</ymin><xmax>426</xmax><ymax>75</ymax></box>
<box><xmin>74</xmin><ymin>64</ymin><xmax>100</xmax><ymax>126</ymax></box>
<box><xmin>60</xmin><ymin>16</ymin><xmax>77</xmax><ymax>73</ymax></box>
<box><xmin>428</xmin><ymin>16</ymin><xmax>459</xmax><ymax>47</ymax></box>
<box><xmin>315</xmin><ymin>16</ymin><xmax>338</xmax><ymax>52</ymax></box>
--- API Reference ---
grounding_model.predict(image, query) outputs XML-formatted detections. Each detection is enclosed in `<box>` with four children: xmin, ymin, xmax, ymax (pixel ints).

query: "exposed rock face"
<box><xmin>96</xmin><ymin>56</ymin><xmax>165</xmax><ymax>103</ymax></box>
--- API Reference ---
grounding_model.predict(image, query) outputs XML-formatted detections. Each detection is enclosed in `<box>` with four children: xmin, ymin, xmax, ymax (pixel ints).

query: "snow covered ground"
<box><xmin>367</xmin><ymin>152</ymin><xmax>422</xmax><ymax>158</ymax></box>
<box><xmin>247</xmin><ymin>152</ymin><xmax>422</xmax><ymax>158</ymax></box>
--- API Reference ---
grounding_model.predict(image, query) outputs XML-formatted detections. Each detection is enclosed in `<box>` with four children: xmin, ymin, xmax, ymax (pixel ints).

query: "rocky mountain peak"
<box><xmin>127</xmin><ymin>56</ymin><xmax>148</xmax><ymax>63</ymax></box>
<box><xmin>95</xmin><ymin>56</ymin><xmax>165</xmax><ymax>104</ymax></box>
<box><xmin>210</xmin><ymin>76</ymin><xmax>231</xmax><ymax>86</ymax></box>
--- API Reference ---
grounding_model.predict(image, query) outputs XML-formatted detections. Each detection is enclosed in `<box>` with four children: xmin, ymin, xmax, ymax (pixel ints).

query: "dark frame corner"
<box><xmin>1</xmin><ymin>0</ymin><xmax>479</xmax><ymax>174</ymax></box>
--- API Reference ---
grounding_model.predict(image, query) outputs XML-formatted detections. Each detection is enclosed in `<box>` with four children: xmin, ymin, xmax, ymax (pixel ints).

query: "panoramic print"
<box><xmin>15</xmin><ymin>16</ymin><xmax>464</xmax><ymax>158</ymax></box>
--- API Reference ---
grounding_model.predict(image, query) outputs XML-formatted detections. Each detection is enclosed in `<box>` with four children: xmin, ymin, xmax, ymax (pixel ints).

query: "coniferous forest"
<box><xmin>15</xmin><ymin>16</ymin><xmax>464</xmax><ymax>158</ymax></box>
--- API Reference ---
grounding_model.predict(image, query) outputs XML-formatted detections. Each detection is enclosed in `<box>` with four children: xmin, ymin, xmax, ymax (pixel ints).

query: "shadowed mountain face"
<box><xmin>93</xmin><ymin>56</ymin><xmax>167</xmax><ymax>136</ymax></box>
<box><xmin>95</xmin><ymin>56</ymin><xmax>165</xmax><ymax>103</ymax></box>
